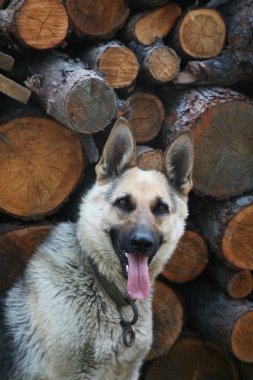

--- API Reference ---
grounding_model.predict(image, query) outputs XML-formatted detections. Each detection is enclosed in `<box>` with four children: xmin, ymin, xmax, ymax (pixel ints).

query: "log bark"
<box><xmin>127</xmin><ymin>91</ymin><xmax>164</xmax><ymax>143</ymax></box>
<box><xmin>144</xmin><ymin>336</ymin><xmax>239</xmax><ymax>380</ymax></box>
<box><xmin>147</xmin><ymin>280</ymin><xmax>184</xmax><ymax>360</ymax></box>
<box><xmin>0</xmin><ymin>0</ymin><xmax>68</xmax><ymax>50</ymax></box>
<box><xmin>129</xmin><ymin>41</ymin><xmax>180</xmax><ymax>85</ymax></box>
<box><xmin>82</xmin><ymin>41</ymin><xmax>139</xmax><ymax>89</ymax></box>
<box><xmin>123</xmin><ymin>3</ymin><xmax>181</xmax><ymax>46</ymax></box>
<box><xmin>0</xmin><ymin>223</ymin><xmax>54</xmax><ymax>294</ymax></box>
<box><xmin>175</xmin><ymin>0</ymin><xmax>253</xmax><ymax>86</ymax></box>
<box><xmin>24</xmin><ymin>51</ymin><xmax>117</xmax><ymax>134</ymax></box>
<box><xmin>169</xmin><ymin>7</ymin><xmax>226</xmax><ymax>59</ymax></box>
<box><xmin>162</xmin><ymin>87</ymin><xmax>253</xmax><ymax>199</ymax></box>
<box><xmin>162</xmin><ymin>230</ymin><xmax>209</xmax><ymax>283</ymax></box>
<box><xmin>190</xmin><ymin>193</ymin><xmax>253</xmax><ymax>270</ymax></box>
<box><xmin>0</xmin><ymin>100</ymin><xmax>85</xmax><ymax>220</ymax></box>
<box><xmin>207</xmin><ymin>256</ymin><xmax>253</xmax><ymax>299</ymax></box>
<box><xmin>177</xmin><ymin>275</ymin><xmax>253</xmax><ymax>362</ymax></box>
<box><xmin>65</xmin><ymin>0</ymin><xmax>129</xmax><ymax>40</ymax></box>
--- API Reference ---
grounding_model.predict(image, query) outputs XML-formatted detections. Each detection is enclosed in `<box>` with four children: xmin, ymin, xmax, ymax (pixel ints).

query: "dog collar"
<box><xmin>88</xmin><ymin>257</ymin><xmax>139</xmax><ymax>347</ymax></box>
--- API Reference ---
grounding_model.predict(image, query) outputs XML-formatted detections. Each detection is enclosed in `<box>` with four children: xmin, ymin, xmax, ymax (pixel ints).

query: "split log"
<box><xmin>207</xmin><ymin>256</ymin><xmax>253</xmax><ymax>299</ymax></box>
<box><xmin>147</xmin><ymin>280</ymin><xmax>184</xmax><ymax>360</ymax></box>
<box><xmin>162</xmin><ymin>230</ymin><xmax>209</xmax><ymax>283</ymax></box>
<box><xmin>162</xmin><ymin>87</ymin><xmax>253</xmax><ymax>199</ymax></box>
<box><xmin>127</xmin><ymin>91</ymin><xmax>164</xmax><ymax>143</ymax></box>
<box><xmin>0</xmin><ymin>0</ymin><xmax>68</xmax><ymax>50</ymax></box>
<box><xmin>0</xmin><ymin>51</ymin><xmax>14</xmax><ymax>71</ymax></box>
<box><xmin>144</xmin><ymin>336</ymin><xmax>239</xmax><ymax>380</ymax></box>
<box><xmin>175</xmin><ymin>0</ymin><xmax>253</xmax><ymax>86</ymax></box>
<box><xmin>177</xmin><ymin>275</ymin><xmax>253</xmax><ymax>362</ymax></box>
<box><xmin>65</xmin><ymin>0</ymin><xmax>129</xmax><ymax>40</ymax></box>
<box><xmin>129</xmin><ymin>41</ymin><xmax>180</xmax><ymax>85</ymax></box>
<box><xmin>24</xmin><ymin>51</ymin><xmax>117</xmax><ymax>135</ymax></box>
<box><xmin>169</xmin><ymin>7</ymin><xmax>226</xmax><ymax>59</ymax></box>
<box><xmin>0</xmin><ymin>74</ymin><xmax>31</xmax><ymax>103</ymax></box>
<box><xmin>0</xmin><ymin>99</ymin><xmax>85</xmax><ymax>220</ymax></box>
<box><xmin>190</xmin><ymin>193</ymin><xmax>253</xmax><ymax>270</ymax></box>
<box><xmin>123</xmin><ymin>3</ymin><xmax>181</xmax><ymax>46</ymax></box>
<box><xmin>0</xmin><ymin>223</ymin><xmax>54</xmax><ymax>294</ymax></box>
<box><xmin>82</xmin><ymin>41</ymin><xmax>139</xmax><ymax>89</ymax></box>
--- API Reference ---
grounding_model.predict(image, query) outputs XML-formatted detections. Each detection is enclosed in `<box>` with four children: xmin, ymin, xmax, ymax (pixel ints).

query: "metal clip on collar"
<box><xmin>120</xmin><ymin>298</ymin><xmax>138</xmax><ymax>347</ymax></box>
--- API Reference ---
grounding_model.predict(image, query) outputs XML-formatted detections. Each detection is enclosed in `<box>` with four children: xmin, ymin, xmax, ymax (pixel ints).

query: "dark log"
<box><xmin>127</xmin><ymin>91</ymin><xmax>164</xmax><ymax>143</ymax></box>
<box><xmin>65</xmin><ymin>0</ymin><xmax>129</xmax><ymax>40</ymax></box>
<box><xmin>162</xmin><ymin>87</ymin><xmax>253</xmax><ymax>199</ymax></box>
<box><xmin>175</xmin><ymin>0</ymin><xmax>253</xmax><ymax>86</ymax></box>
<box><xmin>177</xmin><ymin>275</ymin><xmax>253</xmax><ymax>362</ymax></box>
<box><xmin>147</xmin><ymin>280</ymin><xmax>184</xmax><ymax>360</ymax></box>
<box><xmin>24</xmin><ymin>51</ymin><xmax>117</xmax><ymax>135</ymax></box>
<box><xmin>0</xmin><ymin>0</ymin><xmax>68</xmax><ymax>50</ymax></box>
<box><xmin>144</xmin><ymin>336</ymin><xmax>239</xmax><ymax>380</ymax></box>
<box><xmin>82</xmin><ymin>41</ymin><xmax>139</xmax><ymax>89</ymax></box>
<box><xmin>207</xmin><ymin>256</ymin><xmax>253</xmax><ymax>299</ymax></box>
<box><xmin>129</xmin><ymin>41</ymin><xmax>180</xmax><ymax>85</ymax></box>
<box><xmin>190</xmin><ymin>193</ymin><xmax>253</xmax><ymax>270</ymax></box>
<box><xmin>122</xmin><ymin>3</ymin><xmax>181</xmax><ymax>46</ymax></box>
<box><xmin>162</xmin><ymin>230</ymin><xmax>209</xmax><ymax>283</ymax></box>
<box><xmin>0</xmin><ymin>223</ymin><xmax>55</xmax><ymax>294</ymax></box>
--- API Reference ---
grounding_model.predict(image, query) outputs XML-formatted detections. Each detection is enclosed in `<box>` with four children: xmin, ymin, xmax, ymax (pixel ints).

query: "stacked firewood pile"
<box><xmin>1</xmin><ymin>0</ymin><xmax>253</xmax><ymax>378</ymax></box>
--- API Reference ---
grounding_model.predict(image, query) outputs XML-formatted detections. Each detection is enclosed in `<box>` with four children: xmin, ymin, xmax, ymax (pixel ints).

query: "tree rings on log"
<box><xmin>15</xmin><ymin>0</ymin><xmax>68</xmax><ymax>50</ymax></box>
<box><xmin>128</xmin><ymin>92</ymin><xmax>164</xmax><ymax>143</ymax></box>
<box><xmin>66</xmin><ymin>0</ymin><xmax>129</xmax><ymax>39</ymax></box>
<box><xmin>144</xmin><ymin>337</ymin><xmax>239</xmax><ymax>380</ymax></box>
<box><xmin>147</xmin><ymin>280</ymin><xmax>184</xmax><ymax>360</ymax></box>
<box><xmin>175</xmin><ymin>7</ymin><xmax>226</xmax><ymax>59</ymax></box>
<box><xmin>163</xmin><ymin>230</ymin><xmax>209</xmax><ymax>283</ymax></box>
<box><xmin>0</xmin><ymin>117</ymin><xmax>84</xmax><ymax>219</ymax></box>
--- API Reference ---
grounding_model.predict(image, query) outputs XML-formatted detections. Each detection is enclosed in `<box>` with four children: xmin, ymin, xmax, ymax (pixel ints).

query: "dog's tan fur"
<box><xmin>0</xmin><ymin>117</ymin><xmax>193</xmax><ymax>380</ymax></box>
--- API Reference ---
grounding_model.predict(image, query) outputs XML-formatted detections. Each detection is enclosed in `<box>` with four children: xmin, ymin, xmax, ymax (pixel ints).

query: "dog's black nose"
<box><xmin>130</xmin><ymin>230</ymin><xmax>155</xmax><ymax>254</ymax></box>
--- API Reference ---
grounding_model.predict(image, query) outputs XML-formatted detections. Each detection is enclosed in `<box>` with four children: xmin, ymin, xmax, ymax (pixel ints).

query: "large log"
<box><xmin>82</xmin><ymin>41</ymin><xmax>139</xmax><ymax>89</ymax></box>
<box><xmin>144</xmin><ymin>336</ymin><xmax>239</xmax><ymax>380</ymax></box>
<box><xmin>177</xmin><ymin>275</ymin><xmax>253</xmax><ymax>362</ymax></box>
<box><xmin>24</xmin><ymin>51</ymin><xmax>117</xmax><ymax>135</ymax></box>
<box><xmin>123</xmin><ymin>3</ymin><xmax>181</xmax><ymax>46</ymax></box>
<box><xmin>0</xmin><ymin>0</ymin><xmax>68</xmax><ymax>50</ymax></box>
<box><xmin>175</xmin><ymin>0</ymin><xmax>253</xmax><ymax>86</ymax></box>
<box><xmin>162</xmin><ymin>230</ymin><xmax>209</xmax><ymax>283</ymax></box>
<box><xmin>0</xmin><ymin>223</ymin><xmax>54</xmax><ymax>294</ymax></box>
<box><xmin>127</xmin><ymin>91</ymin><xmax>164</xmax><ymax>143</ymax></box>
<box><xmin>162</xmin><ymin>87</ymin><xmax>253</xmax><ymax>199</ymax></box>
<box><xmin>65</xmin><ymin>0</ymin><xmax>129</xmax><ymax>40</ymax></box>
<box><xmin>0</xmin><ymin>99</ymin><xmax>85</xmax><ymax>220</ymax></box>
<box><xmin>190</xmin><ymin>193</ymin><xmax>253</xmax><ymax>270</ymax></box>
<box><xmin>147</xmin><ymin>280</ymin><xmax>184</xmax><ymax>360</ymax></box>
<box><xmin>129</xmin><ymin>41</ymin><xmax>180</xmax><ymax>85</ymax></box>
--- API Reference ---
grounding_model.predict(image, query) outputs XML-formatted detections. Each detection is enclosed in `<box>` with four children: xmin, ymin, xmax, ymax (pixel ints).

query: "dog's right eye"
<box><xmin>115</xmin><ymin>196</ymin><xmax>132</xmax><ymax>211</ymax></box>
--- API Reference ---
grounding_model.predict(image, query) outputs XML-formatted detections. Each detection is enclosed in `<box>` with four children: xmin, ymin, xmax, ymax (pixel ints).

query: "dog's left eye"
<box><xmin>154</xmin><ymin>202</ymin><xmax>169</xmax><ymax>215</ymax></box>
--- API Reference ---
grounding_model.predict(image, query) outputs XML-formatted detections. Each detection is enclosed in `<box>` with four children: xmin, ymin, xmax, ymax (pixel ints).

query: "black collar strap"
<box><xmin>88</xmin><ymin>257</ymin><xmax>138</xmax><ymax>347</ymax></box>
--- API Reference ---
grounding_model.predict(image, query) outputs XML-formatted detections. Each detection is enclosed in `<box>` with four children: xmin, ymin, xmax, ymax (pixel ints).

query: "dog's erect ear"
<box><xmin>164</xmin><ymin>131</ymin><xmax>194</xmax><ymax>196</ymax></box>
<box><xmin>96</xmin><ymin>117</ymin><xmax>136</xmax><ymax>181</ymax></box>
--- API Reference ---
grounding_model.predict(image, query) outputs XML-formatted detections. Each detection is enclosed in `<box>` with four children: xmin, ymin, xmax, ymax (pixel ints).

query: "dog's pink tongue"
<box><xmin>127</xmin><ymin>254</ymin><xmax>151</xmax><ymax>300</ymax></box>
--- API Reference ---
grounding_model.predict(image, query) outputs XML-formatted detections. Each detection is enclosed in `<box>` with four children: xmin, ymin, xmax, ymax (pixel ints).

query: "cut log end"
<box><xmin>178</xmin><ymin>8</ymin><xmax>226</xmax><ymax>58</ymax></box>
<box><xmin>192</xmin><ymin>100</ymin><xmax>253</xmax><ymax>198</ymax></box>
<box><xmin>222</xmin><ymin>205</ymin><xmax>253</xmax><ymax>269</ymax></box>
<box><xmin>163</xmin><ymin>230</ymin><xmax>209</xmax><ymax>283</ymax></box>
<box><xmin>0</xmin><ymin>117</ymin><xmax>84</xmax><ymax>219</ymax></box>
<box><xmin>98</xmin><ymin>46</ymin><xmax>139</xmax><ymax>89</ymax></box>
<box><xmin>227</xmin><ymin>270</ymin><xmax>253</xmax><ymax>299</ymax></box>
<box><xmin>135</xmin><ymin>3</ymin><xmax>181</xmax><ymax>45</ymax></box>
<box><xmin>232</xmin><ymin>311</ymin><xmax>253</xmax><ymax>362</ymax></box>
<box><xmin>128</xmin><ymin>92</ymin><xmax>164</xmax><ymax>143</ymax></box>
<box><xmin>66</xmin><ymin>78</ymin><xmax>117</xmax><ymax>133</ymax></box>
<box><xmin>137</xmin><ymin>149</ymin><xmax>163</xmax><ymax>171</ymax></box>
<box><xmin>66</xmin><ymin>0</ymin><xmax>129</xmax><ymax>38</ymax></box>
<box><xmin>15</xmin><ymin>0</ymin><xmax>69</xmax><ymax>50</ymax></box>
<box><xmin>149</xmin><ymin>46</ymin><xmax>180</xmax><ymax>83</ymax></box>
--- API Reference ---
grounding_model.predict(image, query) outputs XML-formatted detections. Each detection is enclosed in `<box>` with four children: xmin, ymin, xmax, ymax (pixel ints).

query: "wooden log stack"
<box><xmin>1</xmin><ymin>0</ymin><xmax>253</xmax><ymax>378</ymax></box>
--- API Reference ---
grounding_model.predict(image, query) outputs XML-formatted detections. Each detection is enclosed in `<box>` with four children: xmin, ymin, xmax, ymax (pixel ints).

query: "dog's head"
<box><xmin>77</xmin><ymin>117</ymin><xmax>194</xmax><ymax>300</ymax></box>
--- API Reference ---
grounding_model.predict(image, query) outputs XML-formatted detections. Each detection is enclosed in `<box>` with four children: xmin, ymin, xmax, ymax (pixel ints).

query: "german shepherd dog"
<box><xmin>0</xmin><ymin>117</ymin><xmax>194</xmax><ymax>380</ymax></box>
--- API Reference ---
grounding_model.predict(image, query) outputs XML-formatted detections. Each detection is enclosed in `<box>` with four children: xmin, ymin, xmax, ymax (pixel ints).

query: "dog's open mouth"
<box><xmin>111</xmin><ymin>235</ymin><xmax>153</xmax><ymax>301</ymax></box>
